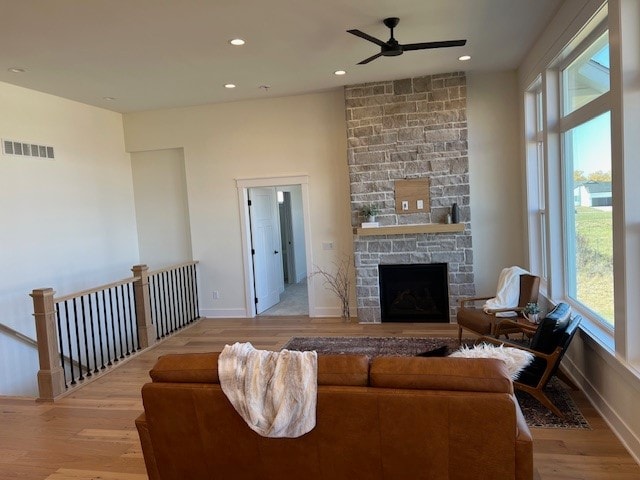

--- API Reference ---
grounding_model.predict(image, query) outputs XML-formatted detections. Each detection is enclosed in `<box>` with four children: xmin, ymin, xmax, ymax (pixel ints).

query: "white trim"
<box><xmin>235</xmin><ymin>175</ymin><xmax>315</xmax><ymax>318</ymax></box>
<box><xmin>519</xmin><ymin>0</ymin><xmax>608</xmax><ymax>88</ymax></box>
<box><xmin>236</xmin><ymin>175</ymin><xmax>309</xmax><ymax>189</ymax></box>
<box><xmin>563</xmin><ymin>334</ymin><xmax>640</xmax><ymax>465</ymax></box>
<box><xmin>199</xmin><ymin>308</ymin><xmax>248</xmax><ymax>318</ymax></box>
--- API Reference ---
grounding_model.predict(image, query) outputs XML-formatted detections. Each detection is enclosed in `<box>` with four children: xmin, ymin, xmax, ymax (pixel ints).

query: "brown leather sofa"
<box><xmin>136</xmin><ymin>352</ymin><xmax>533</xmax><ymax>480</ymax></box>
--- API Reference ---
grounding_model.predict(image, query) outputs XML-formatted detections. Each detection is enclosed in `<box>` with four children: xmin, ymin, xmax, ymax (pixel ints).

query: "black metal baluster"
<box><xmin>109</xmin><ymin>287</ymin><xmax>123</xmax><ymax>360</ymax></box>
<box><xmin>101</xmin><ymin>290</ymin><xmax>112</xmax><ymax>366</ymax></box>
<box><xmin>193</xmin><ymin>264</ymin><xmax>200</xmax><ymax>318</ymax></box>
<box><xmin>188</xmin><ymin>264</ymin><xmax>195</xmax><ymax>321</ymax></box>
<box><xmin>79</xmin><ymin>296</ymin><xmax>91</xmax><ymax>378</ymax></box>
<box><xmin>162</xmin><ymin>272</ymin><xmax>171</xmax><ymax>334</ymax></box>
<box><xmin>156</xmin><ymin>273</ymin><xmax>167</xmax><ymax>338</ymax></box>
<box><xmin>56</xmin><ymin>305</ymin><xmax>68</xmax><ymax>389</ymax></box>
<box><xmin>171</xmin><ymin>269</ymin><xmax>179</xmax><ymax>330</ymax></box>
<box><xmin>119</xmin><ymin>285</ymin><xmax>131</xmax><ymax>356</ymax></box>
<box><xmin>72</xmin><ymin>298</ymin><xmax>84</xmax><ymax>380</ymax></box>
<box><xmin>168</xmin><ymin>271</ymin><xmax>176</xmax><ymax>333</ymax></box>
<box><xmin>125</xmin><ymin>283</ymin><xmax>136</xmax><ymax>351</ymax></box>
<box><xmin>109</xmin><ymin>288</ymin><xmax>122</xmax><ymax>362</ymax></box>
<box><xmin>178</xmin><ymin>266</ymin><xmax>186</xmax><ymax>327</ymax></box>
<box><xmin>93</xmin><ymin>292</ymin><xmax>106</xmax><ymax>370</ymax></box>
<box><xmin>152</xmin><ymin>275</ymin><xmax>162</xmax><ymax>339</ymax></box>
<box><xmin>64</xmin><ymin>301</ymin><xmax>76</xmax><ymax>385</ymax></box>
<box><xmin>129</xmin><ymin>283</ymin><xmax>139</xmax><ymax>351</ymax></box>
<box><xmin>86</xmin><ymin>295</ymin><xmax>99</xmax><ymax>374</ymax></box>
<box><xmin>185</xmin><ymin>265</ymin><xmax>193</xmax><ymax>323</ymax></box>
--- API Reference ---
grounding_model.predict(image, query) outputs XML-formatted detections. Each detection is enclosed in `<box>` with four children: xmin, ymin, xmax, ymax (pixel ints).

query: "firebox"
<box><xmin>378</xmin><ymin>263</ymin><xmax>449</xmax><ymax>323</ymax></box>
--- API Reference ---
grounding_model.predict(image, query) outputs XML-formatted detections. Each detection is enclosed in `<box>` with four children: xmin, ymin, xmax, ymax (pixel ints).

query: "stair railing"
<box><xmin>31</xmin><ymin>261</ymin><xmax>199</xmax><ymax>400</ymax></box>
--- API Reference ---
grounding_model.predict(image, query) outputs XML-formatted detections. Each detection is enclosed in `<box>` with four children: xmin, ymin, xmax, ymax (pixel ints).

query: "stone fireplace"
<box><xmin>346</xmin><ymin>73</ymin><xmax>475</xmax><ymax>323</ymax></box>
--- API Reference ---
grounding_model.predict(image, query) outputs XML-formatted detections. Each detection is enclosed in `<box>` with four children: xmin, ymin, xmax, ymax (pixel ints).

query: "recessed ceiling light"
<box><xmin>458</xmin><ymin>55</ymin><xmax>471</xmax><ymax>61</ymax></box>
<box><xmin>334</xmin><ymin>70</ymin><xmax>347</xmax><ymax>76</ymax></box>
<box><xmin>103</xmin><ymin>96</ymin><xmax>116</xmax><ymax>101</ymax></box>
<box><xmin>224</xmin><ymin>83</ymin><xmax>236</xmax><ymax>89</ymax></box>
<box><xmin>8</xmin><ymin>67</ymin><xmax>25</xmax><ymax>73</ymax></box>
<box><xmin>229</xmin><ymin>38</ymin><xmax>245</xmax><ymax>46</ymax></box>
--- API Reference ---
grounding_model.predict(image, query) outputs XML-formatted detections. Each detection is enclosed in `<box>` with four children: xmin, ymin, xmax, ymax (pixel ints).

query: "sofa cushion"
<box><xmin>150</xmin><ymin>352</ymin><xmax>370</xmax><ymax>387</ymax></box>
<box><xmin>150</xmin><ymin>352</ymin><xmax>219</xmax><ymax>383</ymax></box>
<box><xmin>370</xmin><ymin>356</ymin><xmax>513</xmax><ymax>393</ymax></box>
<box><xmin>317</xmin><ymin>354</ymin><xmax>369</xmax><ymax>386</ymax></box>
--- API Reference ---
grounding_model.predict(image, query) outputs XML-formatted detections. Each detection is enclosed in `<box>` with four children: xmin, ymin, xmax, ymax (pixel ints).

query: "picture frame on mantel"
<box><xmin>394</xmin><ymin>179</ymin><xmax>429</xmax><ymax>214</ymax></box>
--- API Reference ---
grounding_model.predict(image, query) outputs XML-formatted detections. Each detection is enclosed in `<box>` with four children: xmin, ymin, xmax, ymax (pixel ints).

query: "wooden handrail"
<box><xmin>148</xmin><ymin>260</ymin><xmax>199</xmax><ymax>276</ymax></box>
<box><xmin>0</xmin><ymin>323</ymin><xmax>37</xmax><ymax>349</ymax></box>
<box><xmin>54</xmin><ymin>276</ymin><xmax>140</xmax><ymax>303</ymax></box>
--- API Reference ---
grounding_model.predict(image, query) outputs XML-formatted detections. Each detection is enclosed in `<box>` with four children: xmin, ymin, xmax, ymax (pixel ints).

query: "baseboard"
<box><xmin>199</xmin><ymin>308</ymin><xmax>247</xmax><ymax>318</ymax></box>
<box><xmin>310</xmin><ymin>306</ymin><xmax>358</xmax><ymax>318</ymax></box>
<box><xmin>562</xmin><ymin>355</ymin><xmax>640</xmax><ymax>465</ymax></box>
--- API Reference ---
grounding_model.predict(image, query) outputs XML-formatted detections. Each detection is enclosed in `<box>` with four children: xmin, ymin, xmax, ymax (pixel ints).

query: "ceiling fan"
<box><xmin>347</xmin><ymin>17</ymin><xmax>467</xmax><ymax>65</ymax></box>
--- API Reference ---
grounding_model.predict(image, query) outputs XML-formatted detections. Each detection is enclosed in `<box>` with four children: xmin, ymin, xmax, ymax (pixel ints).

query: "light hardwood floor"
<box><xmin>1</xmin><ymin>317</ymin><xmax>639</xmax><ymax>480</ymax></box>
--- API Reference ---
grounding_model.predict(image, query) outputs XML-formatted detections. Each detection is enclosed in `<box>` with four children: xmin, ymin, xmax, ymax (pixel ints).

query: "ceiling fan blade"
<box><xmin>402</xmin><ymin>39</ymin><xmax>467</xmax><ymax>51</ymax></box>
<box><xmin>347</xmin><ymin>29</ymin><xmax>388</xmax><ymax>48</ymax></box>
<box><xmin>358</xmin><ymin>52</ymin><xmax>383</xmax><ymax>65</ymax></box>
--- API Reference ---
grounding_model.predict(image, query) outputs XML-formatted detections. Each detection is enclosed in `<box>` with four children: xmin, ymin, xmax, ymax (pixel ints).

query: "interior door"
<box><xmin>249</xmin><ymin>187</ymin><xmax>284</xmax><ymax>314</ymax></box>
<box><xmin>279</xmin><ymin>191</ymin><xmax>296</xmax><ymax>284</ymax></box>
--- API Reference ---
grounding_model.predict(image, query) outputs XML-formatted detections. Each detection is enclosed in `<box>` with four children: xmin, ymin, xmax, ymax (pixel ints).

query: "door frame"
<box><xmin>236</xmin><ymin>175</ymin><xmax>314</xmax><ymax>317</ymax></box>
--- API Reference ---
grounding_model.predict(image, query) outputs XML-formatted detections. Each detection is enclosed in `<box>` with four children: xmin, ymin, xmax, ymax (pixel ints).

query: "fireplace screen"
<box><xmin>378</xmin><ymin>263</ymin><xmax>449</xmax><ymax>322</ymax></box>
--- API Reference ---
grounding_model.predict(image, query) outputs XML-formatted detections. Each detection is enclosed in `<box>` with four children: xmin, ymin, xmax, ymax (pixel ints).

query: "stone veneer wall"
<box><xmin>345</xmin><ymin>72</ymin><xmax>475</xmax><ymax>323</ymax></box>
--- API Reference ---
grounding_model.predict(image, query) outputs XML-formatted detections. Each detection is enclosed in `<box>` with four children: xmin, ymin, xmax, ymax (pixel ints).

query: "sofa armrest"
<box><xmin>135</xmin><ymin>412</ymin><xmax>161</xmax><ymax>480</ymax></box>
<box><xmin>514</xmin><ymin>403</ymin><xmax>534</xmax><ymax>480</ymax></box>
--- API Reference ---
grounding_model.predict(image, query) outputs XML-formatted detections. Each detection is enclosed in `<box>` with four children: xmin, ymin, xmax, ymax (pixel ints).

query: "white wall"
<box><xmin>467</xmin><ymin>71</ymin><xmax>526</xmax><ymax>295</ymax></box>
<box><xmin>123</xmin><ymin>91</ymin><xmax>352</xmax><ymax>317</ymax></box>
<box><xmin>123</xmin><ymin>83</ymin><xmax>526</xmax><ymax>317</ymax></box>
<box><xmin>131</xmin><ymin>148</ymin><xmax>193</xmax><ymax>268</ymax></box>
<box><xmin>0</xmin><ymin>81</ymin><xmax>139</xmax><ymax>396</ymax></box>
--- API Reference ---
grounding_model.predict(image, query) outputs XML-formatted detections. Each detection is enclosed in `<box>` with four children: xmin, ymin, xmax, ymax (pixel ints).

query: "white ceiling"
<box><xmin>0</xmin><ymin>0</ymin><xmax>562</xmax><ymax>113</ymax></box>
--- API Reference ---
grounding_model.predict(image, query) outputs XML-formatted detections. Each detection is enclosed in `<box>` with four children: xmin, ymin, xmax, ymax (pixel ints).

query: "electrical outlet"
<box><xmin>402</xmin><ymin>200</ymin><xmax>409</xmax><ymax>211</ymax></box>
<box><xmin>322</xmin><ymin>241</ymin><xmax>335</xmax><ymax>250</ymax></box>
<box><xmin>212</xmin><ymin>291</ymin><xmax>219</xmax><ymax>299</ymax></box>
<box><xmin>417</xmin><ymin>199</ymin><xmax>424</xmax><ymax>210</ymax></box>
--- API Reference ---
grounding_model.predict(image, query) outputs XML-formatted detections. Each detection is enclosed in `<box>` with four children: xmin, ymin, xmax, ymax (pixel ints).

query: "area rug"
<box><xmin>282</xmin><ymin>336</ymin><xmax>590</xmax><ymax>429</ymax></box>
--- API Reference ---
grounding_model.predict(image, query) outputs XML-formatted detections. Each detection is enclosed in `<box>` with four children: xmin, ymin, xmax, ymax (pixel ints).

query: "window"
<box><xmin>559</xmin><ymin>29</ymin><xmax>613</xmax><ymax>328</ymax></box>
<box><xmin>525</xmin><ymin>79</ymin><xmax>548</xmax><ymax>283</ymax></box>
<box><xmin>525</xmin><ymin>16</ymin><xmax>614</xmax><ymax>332</ymax></box>
<box><xmin>563</xmin><ymin>112</ymin><xmax>613</xmax><ymax>325</ymax></box>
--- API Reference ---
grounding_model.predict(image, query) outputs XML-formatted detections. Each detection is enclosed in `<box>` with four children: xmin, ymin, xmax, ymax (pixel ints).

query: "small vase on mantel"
<box><xmin>451</xmin><ymin>203</ymin><xmax>459</xmax><ymax>224</ymax></box>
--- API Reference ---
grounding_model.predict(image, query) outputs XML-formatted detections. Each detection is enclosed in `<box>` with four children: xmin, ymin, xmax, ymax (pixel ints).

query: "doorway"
<box><xmin>236</xmin><ymin>176</ymin><xmax>314</xmax><ymax>317</ymax></box>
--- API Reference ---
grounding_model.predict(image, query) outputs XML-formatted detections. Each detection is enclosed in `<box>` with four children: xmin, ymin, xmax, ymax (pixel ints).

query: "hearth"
<box><xmin>379</xmin><ymin>263</ymin><xmax>449</xmax><ymax>323</ymax></box>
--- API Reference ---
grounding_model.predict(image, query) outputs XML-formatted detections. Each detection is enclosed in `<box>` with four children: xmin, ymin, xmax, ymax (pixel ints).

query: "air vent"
<box><xmin>2</xmin><ymin>139</ymin><xmax>55</xmax><ymax>159</ymax></box>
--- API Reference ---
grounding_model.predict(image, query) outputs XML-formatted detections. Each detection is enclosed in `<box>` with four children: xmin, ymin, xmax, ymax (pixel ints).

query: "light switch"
<box><xmin>402</xmin><ymin>201</ymin><xmax>409</xmax><ymax>210</ymax></box>
<box><xmin>417</xmin><ymin>199</ymin><xmax>424</xmax><ymax>210</ymax></box>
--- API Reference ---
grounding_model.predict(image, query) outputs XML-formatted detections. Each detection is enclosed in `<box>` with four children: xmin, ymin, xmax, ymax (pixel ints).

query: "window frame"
<box><xmin>524</xmin><ymin>10</ymin><xmax>616</xmax><ymax>346</ymax></box>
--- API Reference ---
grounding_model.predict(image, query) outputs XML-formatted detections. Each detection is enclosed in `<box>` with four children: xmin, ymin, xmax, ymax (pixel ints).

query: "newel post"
<box><xmin>31</xmin><ymin>288</ymin><xmax>65</xmax><ymax>401</ymax></box>
<box><xmin>132</xmin><ymin>264</ymin><xmax>156</xmax><ymax>348</ymax></box>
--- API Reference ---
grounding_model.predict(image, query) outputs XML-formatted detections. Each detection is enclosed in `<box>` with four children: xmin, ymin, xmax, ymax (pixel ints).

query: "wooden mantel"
<box><xmin>353</xmin><ymin>223</ymin><xmax>465</xmax><ymax>236</ymax></box>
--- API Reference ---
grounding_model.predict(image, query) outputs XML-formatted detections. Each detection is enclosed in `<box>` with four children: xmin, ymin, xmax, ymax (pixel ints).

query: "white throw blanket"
<box><xmin>483</xmin><ymin>266</ymin><xmax>529</xmax><ymax>317</ymax></box>
<box><xmin>218</xmin><ymin>342</ymin><xmax>318</xmax><ymax>438</ymax></box>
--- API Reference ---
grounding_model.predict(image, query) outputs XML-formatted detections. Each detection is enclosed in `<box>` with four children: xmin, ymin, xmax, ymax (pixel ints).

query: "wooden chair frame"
<box><xmin>480</xmin><ymin>323</ymin><xmax>579</xmax><ymax>418</ymax></box>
